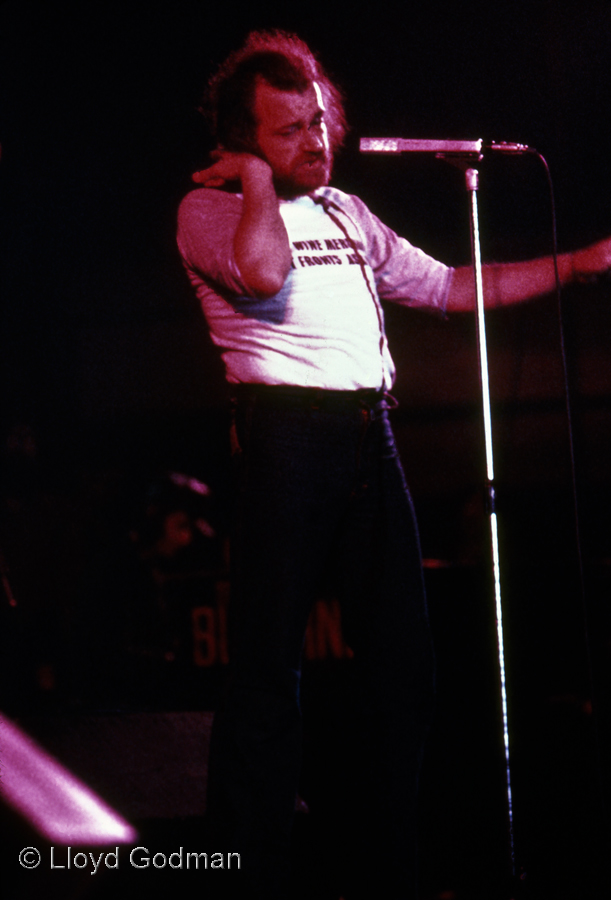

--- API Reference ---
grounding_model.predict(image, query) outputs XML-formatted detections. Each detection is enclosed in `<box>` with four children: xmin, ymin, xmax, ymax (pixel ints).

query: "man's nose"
<box><xmin>303</xmin><ymin>128</ymin><xmax>325</xmax><ymax>152</ymax></box>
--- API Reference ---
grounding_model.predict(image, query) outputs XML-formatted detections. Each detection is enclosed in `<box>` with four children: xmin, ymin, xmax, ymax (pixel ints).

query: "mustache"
<box><xmin>299</xmin><ymin>149</ymin><xmax>329</xmax><ymax>165</ymax></box>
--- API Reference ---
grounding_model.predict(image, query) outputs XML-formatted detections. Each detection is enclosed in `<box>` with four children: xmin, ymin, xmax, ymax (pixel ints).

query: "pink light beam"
<box><xmin>1</xmin><ymin>714</ymin><xmax>137</xmax><ymax>844</ymax></box>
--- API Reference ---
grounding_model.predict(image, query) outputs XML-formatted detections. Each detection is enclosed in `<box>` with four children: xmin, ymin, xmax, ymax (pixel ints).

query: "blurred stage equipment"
<box><xmin>2</xmin><ymin>711</ymin><xmax>214</xmax><ymax>828</ymax></box>
<box><xmin>1</xmin><ymin>714</ymin><xmax>137</xmax><ymax>844</ymax></box>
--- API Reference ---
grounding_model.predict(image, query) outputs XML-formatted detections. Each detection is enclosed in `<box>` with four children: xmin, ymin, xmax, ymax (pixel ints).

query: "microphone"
<box><xmin>359</xmin><ymin>138</ymin><xmax>534</xmax><ymax>158</ymax></box>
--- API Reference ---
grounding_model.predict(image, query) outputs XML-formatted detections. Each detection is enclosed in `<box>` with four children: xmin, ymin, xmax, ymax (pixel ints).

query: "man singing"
<box><xmin>177</xmin><ymin>30</ymin><xmax>611</xmax><ymax>899</ymax></box>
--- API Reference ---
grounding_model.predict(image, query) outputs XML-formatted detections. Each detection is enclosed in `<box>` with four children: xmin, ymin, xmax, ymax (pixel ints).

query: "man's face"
<box><xmin>252</xmin><ymin>79</ymin><xmax>331</xmax><ymax>197</ymax></box>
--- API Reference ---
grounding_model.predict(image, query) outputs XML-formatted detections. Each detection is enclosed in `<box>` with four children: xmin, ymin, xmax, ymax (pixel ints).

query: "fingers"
<box><xmin>191</xmin><ymin>149</ymin><xmax>237</xmax><ymax>186</ymax></box>
<box><xmin>190</xmin><ymin>151</ymin><xmax>271</xmax><ymax>188</ymax></box>
<box><xmin>191</xmin><ymin>159</ymin><xmax>230</xmax><ymax>186</ymax></box>
<box><xmin>191</xmin><ymin>168</ymin><xmax>224</xmax><ymax>186</ymax></box>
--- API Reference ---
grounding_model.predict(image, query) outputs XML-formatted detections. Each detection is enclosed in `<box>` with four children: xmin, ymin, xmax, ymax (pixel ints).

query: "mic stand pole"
<box><xmin>445</xmin><ymin>159</ymin><xmax>519</xmax><ymax>896</ymax></box>
<box><xmin>464</xmin><ymin>164</ymin><xmax>518</xmax><ymax>893</ymax></box>
<box><xmin>360</xmin><ymin>138</ymin><xmax>520</xmax><ymax>896</ymax></box>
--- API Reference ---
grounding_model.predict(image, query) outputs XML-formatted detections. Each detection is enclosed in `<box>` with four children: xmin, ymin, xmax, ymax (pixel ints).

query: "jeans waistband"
<box><xmin>231</xmin><ymin>383</ymin><xmax>396</xmax><ymax>411</ymax></box>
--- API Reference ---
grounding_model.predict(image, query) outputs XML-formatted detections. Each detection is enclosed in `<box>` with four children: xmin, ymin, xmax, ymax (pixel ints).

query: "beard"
<box><xmin>273</xmin><ymin>153</ymin><xmax>332</xmax><ymax>198</ymax></box>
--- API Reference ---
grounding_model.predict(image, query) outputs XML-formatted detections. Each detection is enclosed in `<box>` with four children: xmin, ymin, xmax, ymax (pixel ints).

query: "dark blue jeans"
<box><xmin>206</xmin><ymin>386</ymin><xmax>435</xmax><ymax>899</ymax></box>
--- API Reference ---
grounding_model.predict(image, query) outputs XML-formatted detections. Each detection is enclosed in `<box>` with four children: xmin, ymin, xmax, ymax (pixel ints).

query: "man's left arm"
<box><xmin>446</xmin><ymin>236</ymin><xmax>611</xmax><ymax>312</ymax></box>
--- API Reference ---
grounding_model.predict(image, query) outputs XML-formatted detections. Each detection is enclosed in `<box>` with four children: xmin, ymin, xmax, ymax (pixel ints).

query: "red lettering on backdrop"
<box><xmin>192</xmin><ymin>591</ymin><xmax>352</xmax><ymax>667</ymax></box>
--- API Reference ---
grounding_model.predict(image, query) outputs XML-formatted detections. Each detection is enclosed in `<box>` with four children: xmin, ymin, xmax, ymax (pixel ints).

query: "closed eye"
<box><xmin>276</xmin><ymin>123</ymin><xmax>301</xmax><ymax>137</ymax></box>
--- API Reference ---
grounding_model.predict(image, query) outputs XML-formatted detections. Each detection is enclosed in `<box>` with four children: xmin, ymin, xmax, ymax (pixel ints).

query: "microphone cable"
<box><xmin>536</xmin><ymin>150</ymin><xmax>610</xmax><ymax>834</ymax></box>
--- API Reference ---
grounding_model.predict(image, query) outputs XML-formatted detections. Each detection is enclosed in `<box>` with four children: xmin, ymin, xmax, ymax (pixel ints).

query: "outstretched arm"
<box><xmin>192</xmin><ymin>151</ymin><xmax>292</xmax><ymax>298</ymax></box>
<box><xmin>446</xmin><ymin>236</ymin><xmax>611</xmax><ymax>312</ymax></box>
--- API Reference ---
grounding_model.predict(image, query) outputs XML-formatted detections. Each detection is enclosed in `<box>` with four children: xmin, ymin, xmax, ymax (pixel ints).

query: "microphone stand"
<box><xmin>464</xmin><ymin>162</ymin><xmax>518</xmax><ymax>893</ymax></box>
<box><xmin>361</xmin><ymin>139</ymin><xmax>522</xmax><ymax>896</ymax></box>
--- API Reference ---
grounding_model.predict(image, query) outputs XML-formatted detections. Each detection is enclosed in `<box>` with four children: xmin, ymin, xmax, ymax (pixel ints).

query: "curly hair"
<box><xmin>202</xmin><ymin>30</ymin><xmax>347</xmax><ymax>155</ymax></box>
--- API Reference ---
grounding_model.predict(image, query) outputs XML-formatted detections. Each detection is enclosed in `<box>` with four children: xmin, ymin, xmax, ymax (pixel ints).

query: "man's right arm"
<box><xmin>192</xmin><ymin>151</ymin><xmax>292</xmax><ymax>298</ymax></box>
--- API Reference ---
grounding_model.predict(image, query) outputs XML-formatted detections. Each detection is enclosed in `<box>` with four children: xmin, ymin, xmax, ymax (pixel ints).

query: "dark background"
<box><xmin>1</xmin><ymin>2</ymin><xmax>610</xmax><ymax>898</ymax></box>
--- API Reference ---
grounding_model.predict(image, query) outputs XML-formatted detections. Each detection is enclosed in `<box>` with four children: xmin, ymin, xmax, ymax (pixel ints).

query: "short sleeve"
<box><xmin>176</xmin><ymin>189</ymin><xmax>253</xmax><ymax>296</ymax></box>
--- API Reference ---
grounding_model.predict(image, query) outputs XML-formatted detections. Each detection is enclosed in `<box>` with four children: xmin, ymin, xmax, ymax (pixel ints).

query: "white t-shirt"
<box><xmin>177</xmin><ymin>186</ymin><xmax>453</xmax><ymax>390</ymax></box>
